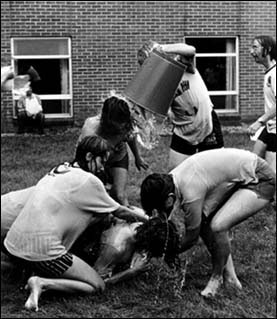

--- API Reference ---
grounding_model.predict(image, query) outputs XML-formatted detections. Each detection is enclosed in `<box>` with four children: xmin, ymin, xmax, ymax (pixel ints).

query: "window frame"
<box><xmin>11</xmin><ymin>37</ymin><xmax>73</xmax><ymax>119</ymax></box>
<box><xmin>184</xmin><ymin>36</ymin><xmax>239</xmax><ymax>113</ymax></box>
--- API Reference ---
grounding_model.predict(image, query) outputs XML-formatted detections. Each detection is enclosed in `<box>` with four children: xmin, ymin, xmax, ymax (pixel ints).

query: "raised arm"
<box><xmin>112</xmin><ymin>205</ymin><xmax>149</xmax><ymax>223</ymax></box>
<box><xmin>160</xmin><ymin>43</ymin><xmax>196</xmax><ymax>57</ymax></box>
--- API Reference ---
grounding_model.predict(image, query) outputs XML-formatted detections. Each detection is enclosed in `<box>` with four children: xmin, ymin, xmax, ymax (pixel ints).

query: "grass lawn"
<box><xmin>1</xmin><ymin>128</ymin><xmax>276</xmax><ymax>318</ymax></box>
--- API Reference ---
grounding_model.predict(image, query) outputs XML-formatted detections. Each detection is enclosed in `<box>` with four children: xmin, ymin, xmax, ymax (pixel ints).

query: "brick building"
<box><xmin>1</xmin><ymin>1</ymin><xmax>276</xmax><ymax>133</ymax></box>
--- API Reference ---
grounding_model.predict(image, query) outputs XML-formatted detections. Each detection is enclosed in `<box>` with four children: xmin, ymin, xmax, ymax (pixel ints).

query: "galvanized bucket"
<box><xmin>123</xmin><ymin>49</ymin><xmax>185</xmax><ymax>116</ymax></box>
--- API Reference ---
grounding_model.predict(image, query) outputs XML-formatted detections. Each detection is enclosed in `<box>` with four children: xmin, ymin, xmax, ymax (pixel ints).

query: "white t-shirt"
<box><xmin>4</xmin><ymin>163</ymin><xmax>120</xmax><ymax>261</ymax></box>
<box><xmin>264</xmin><ymin>64</ymin><xmax>276</xmax><ymax>134</ymax></box>
<box><xmin>1</xmin><ymin>186</ymin><xmax>35</xmax><ymax>241</ymax></box>
<box><xmin>25</xmin><ymin>95</ymin><xmax>42</xmax><ymax>115</ymax></box>
<box><xmin>169</xmin><ymin>69</ymin><xmax>213</xmax><ymax>145</ymax></box>
<box><xmin>169</xmin><ymin>148</ymin><xmax>258</xmax><ymax>231</ymax></box>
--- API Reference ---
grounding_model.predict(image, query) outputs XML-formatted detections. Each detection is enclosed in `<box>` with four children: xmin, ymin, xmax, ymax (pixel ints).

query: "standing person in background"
<box><xmin>248</xmin><ymin>35</ymin><xmax>276</xmax><ymax>174</ymax></box>
<box><xmin>17</xmin><ymin>88</ymin><xmax>45</xmax><ymax>135</ymax></box>
<box><xmin>2</xmin><ymin>135</ymin><xmax>148</xmax><ymax>312</ymax></box>
<box><xmin>78</xmin><ymin>95</ymin><xmax>148</xmax><ymax>206</ymax></box>
<box><xmin>137</xmin><ymin>40</ymin><xmax>224</xmax><ymax>171</ymax></box>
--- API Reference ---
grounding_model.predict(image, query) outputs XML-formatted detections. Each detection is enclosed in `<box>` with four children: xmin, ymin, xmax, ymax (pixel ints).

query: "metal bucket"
<box><xmin>123</xmin><ymin>49</ymin><xmax>185</xmax><ymax>116</ymax></box>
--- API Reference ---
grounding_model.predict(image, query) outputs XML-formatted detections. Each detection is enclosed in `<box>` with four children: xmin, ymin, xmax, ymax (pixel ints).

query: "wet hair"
<box><xmin>137</xmin><ymin>40</ymin><xmax>159</xmax><ymax>66</ymax></box>
<box><xmin>99</xmin><ymin>96</ymin><xmax>134</xmax><ymax>136</ymax></box>
<box><xmin>140</xmin><ymin>173</ymin><xmax>175</xmax><ymax>216</ymax></box>
<box><xmin>254</xmin><ymin>35</ymin><xmax>276</xmax><ymax>60</ymax></box>
<box><xmin>134</xmin><ymin>217</ymin><xmax>180</xmax><ymax>267</ymax></box>
<box><xmin>73</xmin><ymin>135</ymin><xmax>109</xmax><ymax>172</ymax></box>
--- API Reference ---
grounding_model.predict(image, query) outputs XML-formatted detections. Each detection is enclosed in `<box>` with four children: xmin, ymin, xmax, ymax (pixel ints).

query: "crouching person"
<box><xmin>134</xmin><ymin>148</ymin><xmax>276</xmax><ymax>298</ymax></box>
<box><xmin>2</xmin><ymin>135</ymin><xmax>148</xmax><ymax>312</ymax></box>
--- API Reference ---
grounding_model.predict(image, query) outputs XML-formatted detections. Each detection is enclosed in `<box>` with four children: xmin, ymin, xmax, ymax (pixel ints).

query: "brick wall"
<box><xmin>1</xmin><ymin>1</ymin><xmax>276</xmax><ymax>132</ymax></box>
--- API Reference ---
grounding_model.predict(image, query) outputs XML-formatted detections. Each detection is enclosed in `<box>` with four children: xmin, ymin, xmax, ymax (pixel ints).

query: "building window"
<box><xmin>185</xmin><ymin>37</ymin><xmax>239</xmax><ymax>112</ymax></box>
<box><xmin>11</xmin><ymin>37</ymin><xmax>72</xmax><ymax>118</ymax></box>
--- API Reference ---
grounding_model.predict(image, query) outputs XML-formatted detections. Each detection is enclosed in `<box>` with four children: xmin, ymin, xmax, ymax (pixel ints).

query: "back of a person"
<box><xmin>4</xmin><ymin>165</ymin><xmax>102</xmax><ymax>261</ymax></box>
<box><xmin>170</xmin><ymin>69</ymin><xmax>213</xmax><ymax>145</ymax></box>
<box><xmin>171</xmin><ymin>148</ymin><xmax>258</xmax><ymax>191</ymax></box>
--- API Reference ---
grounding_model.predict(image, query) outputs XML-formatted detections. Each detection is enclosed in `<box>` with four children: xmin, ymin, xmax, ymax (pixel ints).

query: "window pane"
<box><xmin>210</xmin><ymin>95</ymin><xmax>237</xmax><ymax>110</ymax></box>
<box><xmin>13</xmin><ymin>38</ymin><xmax>69</xmax><ymax>55</ymax></box>
<box><xmin>16</xmin><ymin>59</ymin><xmax>70</xmax><ymax>94</ymax></box>
<box><xmin>42</xmin><ymin>100</ymin><xmax>71</xmax><ymax>114</ymax></box>
<box><xmin>196</xmin><ymin>56</ymin><xmax>236</xmax><ymax>91</ymax></box>
<box><xmin>185</xmin><ymin>38</ymin><xmax>236</xmax><ymax>53</ymax></box>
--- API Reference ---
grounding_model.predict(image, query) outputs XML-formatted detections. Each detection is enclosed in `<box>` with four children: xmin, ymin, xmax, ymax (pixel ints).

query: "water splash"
<box><xmin>102</xmin><ymin>90</ymin><xmax>167</xmax><ymax>150</ymax></box>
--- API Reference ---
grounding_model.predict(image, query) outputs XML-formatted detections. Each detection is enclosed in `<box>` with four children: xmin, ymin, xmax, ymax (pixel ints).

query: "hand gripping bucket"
<box><xmin>123</xmin><ymin>49</ymin><xmax>185</xmax><ymax>116</ymax></box>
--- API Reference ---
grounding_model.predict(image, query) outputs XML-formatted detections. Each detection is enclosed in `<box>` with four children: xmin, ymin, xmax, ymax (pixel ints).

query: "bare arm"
<box><xmin>178</xmin><ymin>200</ymin><xmax>203</xmax><ymax>251</ymax></box>
<box><xmin>112</xmin><ymin>205</ymin><xmax>149</xmax><ymax>223</ymax></box>
<box><xmin>160</xmin><ymin>43</ymin><xmax>196</xmax><ymax>57</ymax></box>
<box><xmin>127</xmin><ymin>136</ymin><xmax>149</xmax><ymax>171</ymax></box>
<box><xmin>248</xmin><ymin>104</ymin><xmax>276</xmax><ymax>135</ymax></box>
<box><xmin>104</xmin><ymin>262</ymin><xmax>151</xmax><ymax>285</ymax></box>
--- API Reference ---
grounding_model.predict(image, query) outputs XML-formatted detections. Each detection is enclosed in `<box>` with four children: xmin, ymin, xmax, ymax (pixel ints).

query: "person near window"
<box><xmin>78</xmin><ymin>95</ymin><xmax>148</xmax><ymax>206</ymax></box>
<box><xmin>137</xmin><ymin>41</ymin><xmax>224</xmax><ymax>171</ymax></box>
<box><xmin>133</xmin><ymin>148</ymin><xmax>276</xmax><ymax>298</ymax></box>
<box><xmin>2</xmin><ymin>135</ymin><xmax>148</xmax><ymax>312</ymax></box>
<box><xmin>248</xmin><ymin>35</ymin><xmax>276</xmax><ymax>174</ymax></box>
<box><xmin>17</xmin><ymin>88</ymin><xmax>45</xmax><ymax>134</ymax></box>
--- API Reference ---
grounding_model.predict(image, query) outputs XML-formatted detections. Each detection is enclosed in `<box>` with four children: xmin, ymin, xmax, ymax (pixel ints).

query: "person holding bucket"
<box><xmin>137</xmin><ymin>40</ymin><xmax>224</xmax><ymax>171</ymax></box>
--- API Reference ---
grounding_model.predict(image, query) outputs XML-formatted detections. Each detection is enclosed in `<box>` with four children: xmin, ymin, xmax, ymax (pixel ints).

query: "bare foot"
<box><xmin>200</xmin><ymin>276</ymin><xmax>223</xmax><ymax>298</ymax></box>
<box><xmin>24</xmin><ymin>276</ymin><xmax>44</xmax><ymax>312</ymax></box>
<box><xmin>224</xmin><ymin>273</ymin><xmax>242</xmax><ymax>290</ymax></box>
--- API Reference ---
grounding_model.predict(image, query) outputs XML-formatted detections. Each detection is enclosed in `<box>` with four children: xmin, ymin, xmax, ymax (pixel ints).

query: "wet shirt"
<box><xmin>1</xmin><ymin>186</ymin><xmax>35</xmax><ymax>239</ymax></box>
<box><xmin>169</xmin><ymin>148</ymin><xmax>259</xmax><ymax>231</ymax></box>
<box><xmin>4</xmin><ymin>164</ymin><xmax>120</xmax><ymax>261</ymax></box>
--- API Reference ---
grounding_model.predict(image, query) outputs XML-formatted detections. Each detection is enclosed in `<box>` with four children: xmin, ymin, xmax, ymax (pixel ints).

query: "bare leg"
<box><xmin>109</xmin><ymin>167</ymin><xmax>129</xmax><ymax>206</ymax></box>
<box><xmin>24</xmin><ymin>276</ymin><xmax>95</xmax><ymax>311</ymax></box>
<box><xmin>252</xmin><ymin>139</ymin><xmax>266</xmax><ymax>158</ymax></box>
<box><xmin>210</xmin><ymin>189</ymin><xmax>270</xmax><ymax>232</ymax></box>
<box><xmin>223</xmin><ymin>254</ymin><xmax>242</xmax><ymax>290</ymax></box>
<box><xmin>168</xmin><ymin>149</ymin><xmax>190</xmax><ymax>171</ymax></box>
<box><xmin>24</xmin><ymin>254</ymin><xmax>105</xmax><ymax>312</ymax></box>
<box><xmin>203</xmin><ymin>189</ymin><xmax>270</xmax><ymax>297</ymax></box>
<box><xmin>200</xmin><ymin>228</ymin><xmax>230</xmax><ymax>298</ymax></box>
<box><xmin>265</xmin><ymin>151</ymin><xmax>276</xmax><ymax>173</ymax></box>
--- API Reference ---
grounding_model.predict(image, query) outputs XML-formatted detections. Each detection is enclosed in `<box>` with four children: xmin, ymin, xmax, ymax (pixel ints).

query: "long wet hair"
<box><xmin>99</xmin><ymin>96</ymin><xmax>134</xmax><ymax>137</ymax></box>
<box><xmin>140</xmin><ymin>173</ymin><xmax>175</xmax><ymax>216</ymax></box>
<box><xmin>254</xmin><ymin>35</ymin><xmax>276</xmax><ymax>60</ymax></box>
<box><xmin>134</xmin><ymin>216</ymin><xmax>180</xmax><ymax>267</ymax></box>
<box><xmin>73</xmin><ymin>135</ymin><xmax>109</xmax><ymax>172</ymax></box>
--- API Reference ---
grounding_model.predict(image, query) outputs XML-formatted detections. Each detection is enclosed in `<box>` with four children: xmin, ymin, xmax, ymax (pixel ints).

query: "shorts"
<box><xmin>104</xmin><ymin>153</ymin><xmax>129</xmax><ymax>185</ymax></box>
<box><xmin>258</xmin><ymin>127</ymin><xmax>276</xmax><ymax>152</ymax></box>
<box><xmin>243</xmin><ymin>156</ymin><xmax>276</xmax><ymax>201</ymax></box>
<box><xmin>170</xmin><ymin>110</ymin><xmax>224</xmax><ymax>155</ymax></box>
<box><xmin>202</xmin><ymin>157</ymin><xmax>276</xmax><ymax>219</ymax></box>
<box><xmin>2</xmin><ymin>244</ymin><xmax>73</xmax><ymax>277</ymax></box>
<box><xmin>106</xmin><ymin>153</ymin><xmax>129</xmax><ymax>170</ymax></box>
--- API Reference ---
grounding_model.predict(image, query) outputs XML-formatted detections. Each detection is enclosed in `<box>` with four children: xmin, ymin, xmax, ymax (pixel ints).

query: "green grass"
<box><xmin>1</xmin><ymin>129</ymin><xmax>276</xmax><ymax>318</ymax></box>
